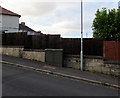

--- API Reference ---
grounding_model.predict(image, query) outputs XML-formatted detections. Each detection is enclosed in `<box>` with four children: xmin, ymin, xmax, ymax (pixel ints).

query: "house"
<box><xmin>0</xmin><ymin>7</ymin><xmax>42</xmax><ymax>35</ymax></box>
<box><xmin>0</xmin><ymin>6</ymin><xmax>21</xmax><ymax>33</ymax></box>
<box><xmin>36</xmin><ymin>31</ymin><xmax>44</xmax><ymax>35</ymax></box>
<box><xmin>19</xmin><ymin>22</ymin><xmax>42</xmax><ymax>35</ymax></box>
<box><xmin>19</xmin><ymin>22</ymin><xmax>37</xmax><ymax>35</ymax></box>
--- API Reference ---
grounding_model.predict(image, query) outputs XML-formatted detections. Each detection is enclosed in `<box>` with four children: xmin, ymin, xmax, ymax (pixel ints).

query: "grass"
<box><xmin>109</xmin><ymin>72</ymin><xmax>119</xmax><ymax>77</ymax></box>
<box><xmin>100</xmin><ymin>81</ymin><xmax>106</xmax><ymax>86</ymax></box>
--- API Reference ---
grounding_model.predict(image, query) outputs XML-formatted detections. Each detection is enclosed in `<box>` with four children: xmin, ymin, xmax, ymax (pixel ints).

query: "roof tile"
<box><xmin>0</xmin><ymin>6</ymin><xmax>21</xmax><ymax>17</ymax></box>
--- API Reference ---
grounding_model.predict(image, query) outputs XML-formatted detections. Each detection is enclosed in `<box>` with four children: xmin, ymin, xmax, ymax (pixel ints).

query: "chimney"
<box><xmin>21</xmin><ymin>22</ymin><xmax>25</xmax><ymax>25</ymax></box>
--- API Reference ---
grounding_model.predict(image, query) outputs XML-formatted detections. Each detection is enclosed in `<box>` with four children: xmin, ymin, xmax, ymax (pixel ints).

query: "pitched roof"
<box><xmin>0</xmin><ymin>6</ymin><xmax>21</xmax><ymax>17</ymax></box>
<box><xmin>19</xmin><ymin>23</ymin><xmax>36</xmax><ymax>33</ymax></box>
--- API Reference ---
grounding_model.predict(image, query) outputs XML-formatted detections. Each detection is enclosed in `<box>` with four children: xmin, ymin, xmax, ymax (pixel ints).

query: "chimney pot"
<box><xmin>21</xmin><ymin>22</ymin><xmax>25</xmax><ymax>25</ymax></box>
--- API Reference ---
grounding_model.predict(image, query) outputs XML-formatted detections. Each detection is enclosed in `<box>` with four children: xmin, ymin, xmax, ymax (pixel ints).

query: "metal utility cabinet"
<box><xmin>45</xmin><ymin>49</ymin><xmax>63</xmax><ymax>67</ymax></box>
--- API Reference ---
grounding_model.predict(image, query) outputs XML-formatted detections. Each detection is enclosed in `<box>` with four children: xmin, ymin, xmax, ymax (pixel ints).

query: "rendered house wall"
<box><xmin>0</xmin><ymin>15</ymin><xmax>19</xmax><ymax>33</ymax></box>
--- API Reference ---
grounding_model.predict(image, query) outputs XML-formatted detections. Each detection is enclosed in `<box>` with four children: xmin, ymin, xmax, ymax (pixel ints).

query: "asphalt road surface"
<box><xmin>2</xmin><ymin>63</ymin><xmax>119</xmax><ymax>96</ymax></box>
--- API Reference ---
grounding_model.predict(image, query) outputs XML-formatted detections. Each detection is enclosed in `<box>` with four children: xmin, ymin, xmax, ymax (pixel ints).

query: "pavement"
<box><xmin>1</xmin><ymin>54</ymin><xmax>120</xmax><ymax>89</ymax></box>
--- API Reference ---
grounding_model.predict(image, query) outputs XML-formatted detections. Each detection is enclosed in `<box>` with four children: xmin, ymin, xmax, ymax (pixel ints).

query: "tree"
<box><xmin>92</xmin><ymin>8</ymin><xmax>120</xmax><ymax>41</ymax></box>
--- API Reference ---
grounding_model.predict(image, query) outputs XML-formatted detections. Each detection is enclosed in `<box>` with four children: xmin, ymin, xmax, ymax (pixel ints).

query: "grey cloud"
<box><xmin>20</xmin><ymin>2</ymin><xmax>57</xmax><ymax>16</ymax></box>
<box><xmin>61</xmin><ymin>21</ymin><xmax>80</xmax><ymax>30</ymax></box>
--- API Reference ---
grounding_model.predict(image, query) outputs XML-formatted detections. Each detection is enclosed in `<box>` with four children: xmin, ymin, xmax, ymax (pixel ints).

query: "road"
<box><xmin>2</xmin><ymin>63</ymin><xmax>119</xmax><ymax>96</ymax></box>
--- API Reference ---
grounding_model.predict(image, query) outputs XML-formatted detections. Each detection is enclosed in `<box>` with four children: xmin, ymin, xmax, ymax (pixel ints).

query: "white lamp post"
<box><xmin>80</xmin><ymin>0</ymin><xmax>83</xmax><ymax>71</ymax></box>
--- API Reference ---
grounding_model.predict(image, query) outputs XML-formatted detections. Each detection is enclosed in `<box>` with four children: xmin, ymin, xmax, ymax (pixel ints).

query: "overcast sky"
<box><xmin>1</xmin><ymin>0</ymin><xmax>119</xmax><ymax>38</ymax></box>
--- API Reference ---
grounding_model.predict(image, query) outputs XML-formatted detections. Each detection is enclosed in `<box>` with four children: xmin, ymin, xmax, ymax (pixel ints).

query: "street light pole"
<box><xmin>80</xmin><ymin>0</ymin><xmax>83</xmax><ymax>71</ymax></box>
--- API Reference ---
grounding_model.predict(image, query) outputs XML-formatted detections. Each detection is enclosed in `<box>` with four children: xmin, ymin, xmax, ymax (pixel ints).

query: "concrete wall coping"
<box><xmin>84</xmin><ymin>55</ymin><xmax>103</xmax><ymax>59</ymax></box>
<box><xmin>104</xmin><ymin>61</ymin><xmax>120</xmax><ymax>65</ymax></box>
<box><xmin>45</xmin><ymin>49</ymin><xmax>63</xmax><ymax>51</ymax></box>
<box><xmin>23</xmin><ymin>49</ymin><xmax>45</xmax><ymax>52</ymax></box>
<box><xmin>2</xmin><ymin>46</ymin><xmax>24</xmax><ymax>48</ymax></box>
<box><xmin>65</xmin><ymin>55</ymin><xmax>103</xmax><ymax>59</ymax></box>
<box><xmin>65</xmin><ymin>55</ymin><xmax>80</xmax><ymax>58</ymax></box>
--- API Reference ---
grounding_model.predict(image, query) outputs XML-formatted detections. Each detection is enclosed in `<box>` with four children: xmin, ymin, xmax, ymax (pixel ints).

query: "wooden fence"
<box><xmin>24</xmin><ymin>34</ymin><xmax>61</xmax><ymax>49</ymax></box>
<box><xmin>2</xmin><ymin>32</ymin><xmax>27</xmax><ymax>46</ymax></box>
<box><xmin>104</xmin><ymin>41</ymin><xmax>120</xmax><ymax>62</ymax></box>
<box><xmin>2</xmin><ymin>33</ymin><xmax>103</xmax><ymax>56</ymax></box>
